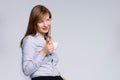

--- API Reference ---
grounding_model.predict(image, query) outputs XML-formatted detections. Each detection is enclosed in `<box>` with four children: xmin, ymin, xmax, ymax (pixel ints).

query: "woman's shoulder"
<box><xmin>22</xmin><ymin>35</ymin><xmax>36</xmax><ymax>45</ymax></box>
<box><xmin>23</xmin><ymin>35</ymin><xmax>35</xmax><ymax>41</ymax></box>
<box><xmin>22</xmin><ymin>34</ymin><xmax>46</xmax><ymax>47</ymax></box>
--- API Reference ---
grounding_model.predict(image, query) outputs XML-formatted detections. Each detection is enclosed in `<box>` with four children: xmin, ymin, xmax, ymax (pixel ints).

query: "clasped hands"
<box><xmin>40</xmin><ymin>41</ymin><xmax>57</xmax><ymax>57</ymax></box>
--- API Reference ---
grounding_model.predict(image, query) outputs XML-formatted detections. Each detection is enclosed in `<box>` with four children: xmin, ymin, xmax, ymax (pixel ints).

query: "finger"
<box><xmin>48</xmin><ymin>41</ymin><xmax>53</xmax><ymax>45</ymax></box>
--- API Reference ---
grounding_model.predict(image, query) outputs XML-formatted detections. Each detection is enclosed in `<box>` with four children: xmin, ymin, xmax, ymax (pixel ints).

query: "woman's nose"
<box><xmin>44</xmin><ymin>21</ymin><xmax>47</xmax><ymax>26</ymax></box>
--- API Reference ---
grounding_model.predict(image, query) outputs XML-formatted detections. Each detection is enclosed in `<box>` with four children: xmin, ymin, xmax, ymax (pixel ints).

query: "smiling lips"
<box><xmin>42</xmin><ymin>27</ymin><xmax>48</xmax><ymax>31</ymax></box>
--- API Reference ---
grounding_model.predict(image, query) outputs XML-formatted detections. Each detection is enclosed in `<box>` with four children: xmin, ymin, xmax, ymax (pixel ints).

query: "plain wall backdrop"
<box><xmin>0</xmin><ymin>0</ymin><xmax>120</xmax><ymax>80</ymax></box>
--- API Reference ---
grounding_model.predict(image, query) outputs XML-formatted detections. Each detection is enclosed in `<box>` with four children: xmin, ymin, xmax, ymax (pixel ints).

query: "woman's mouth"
<box><xmin>42</xmin><ymin>27</ymin><xmax>48</xmax><ymax>31</ymax></box>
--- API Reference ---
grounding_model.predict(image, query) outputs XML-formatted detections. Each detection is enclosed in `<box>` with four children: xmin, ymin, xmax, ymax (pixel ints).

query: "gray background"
<box><xmin>0</xmin><ymin>0</ymin><xmax>120</xmax><ymax>80</ymax></box>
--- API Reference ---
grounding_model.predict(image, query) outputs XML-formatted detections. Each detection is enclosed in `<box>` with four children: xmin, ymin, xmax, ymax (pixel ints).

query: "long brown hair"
<box><xmin>20</xmin><ymin>5</ymin><xmax>52</xmax><ymax>47</ymax></box>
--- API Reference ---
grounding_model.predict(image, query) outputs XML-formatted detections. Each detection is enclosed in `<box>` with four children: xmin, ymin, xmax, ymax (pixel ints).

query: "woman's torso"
<box><xmin>22</xmin><ymin>34</ymin><xmax>60</xmax><ymax>78</ymax></box>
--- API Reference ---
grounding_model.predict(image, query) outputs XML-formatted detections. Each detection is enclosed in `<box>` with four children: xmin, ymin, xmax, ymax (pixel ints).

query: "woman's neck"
<box><xmin>37</xmin><ymin>32</ymin><xmax>45</xmax><ymax>38</ymax></box>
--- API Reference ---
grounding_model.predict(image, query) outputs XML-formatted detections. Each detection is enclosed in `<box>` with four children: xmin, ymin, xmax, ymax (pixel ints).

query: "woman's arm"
<box><xmin>22</xmin><ymin>36</ymin><xmax>45</xmax><ymax>76</ymax></box>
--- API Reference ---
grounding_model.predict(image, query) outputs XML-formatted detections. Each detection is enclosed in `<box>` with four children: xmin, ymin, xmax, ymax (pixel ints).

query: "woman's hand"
<box><xmin>46</xmin><ymin>41</ymin><xmax>55</xmax><ymax>54</ymax></box>
<box><xmin>40</xmin><ymin>41</ymin><xmax>54</xmax><ymax>56</ymax></box>
<box><xmin>62</xmin><ymin>76</ymin><xmax>67</xmax><ymax>80</ymax></box>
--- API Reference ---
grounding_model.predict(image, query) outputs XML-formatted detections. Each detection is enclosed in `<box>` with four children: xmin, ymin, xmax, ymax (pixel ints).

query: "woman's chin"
<box><xmin>43</xmin><ymin>31</ymin><xmax>49</xmax><ymax>33</ymax></box>
<box><xmin>40</xmin><ymin>29</ymin><xmax>49</xmax><ymax>34</ymax></box>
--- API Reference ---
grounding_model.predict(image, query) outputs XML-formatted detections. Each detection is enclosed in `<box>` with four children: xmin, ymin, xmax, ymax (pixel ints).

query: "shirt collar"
<box><xmin>34</xmin><ymin>33</ymin><xmax>45</xmax><ymax>41</ymax></box>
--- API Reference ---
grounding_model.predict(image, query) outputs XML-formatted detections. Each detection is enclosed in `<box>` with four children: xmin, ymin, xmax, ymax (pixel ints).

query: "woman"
<box><xmin>20</xmin><ymin>5</ymin><xmax>66</xmax><ymax>80</ymax></box>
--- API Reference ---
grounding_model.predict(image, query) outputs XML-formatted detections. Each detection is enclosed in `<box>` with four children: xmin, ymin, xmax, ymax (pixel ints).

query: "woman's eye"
<box><xmin>47</xmin><ymin>19</ymin><xmax>50</xmax><ymax>21</ymax></box>
<box><xmin>39</xmin><ymin>21</ymin><xmax>43</xmax><ymax>23</ymax></box>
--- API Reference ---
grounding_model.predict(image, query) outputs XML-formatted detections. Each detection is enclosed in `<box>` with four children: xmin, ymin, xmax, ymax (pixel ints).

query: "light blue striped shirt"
<box><xmin>21</xmin><ymin>34</ymin><xmax>60</xmax><ymax>78</ymax></box>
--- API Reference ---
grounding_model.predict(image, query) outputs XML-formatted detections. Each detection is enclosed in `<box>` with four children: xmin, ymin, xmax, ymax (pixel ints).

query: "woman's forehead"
<box><xmin>39</xmin><ymin>13</ymin><xmax>50</xmax><ymax>20</ymax></box>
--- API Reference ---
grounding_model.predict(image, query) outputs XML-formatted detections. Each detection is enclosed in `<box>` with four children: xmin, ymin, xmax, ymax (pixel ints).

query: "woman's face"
<box><xmin>36</xmin><ymin>14</ymin><xmax>51</xmax><ymax>35</ymax></box>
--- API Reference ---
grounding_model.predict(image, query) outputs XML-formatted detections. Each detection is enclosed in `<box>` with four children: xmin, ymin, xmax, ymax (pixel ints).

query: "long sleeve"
<box><xmin>22</xmin><ymin>36</ymin><xmax>44</xmax><ymax>76</ymax></box>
